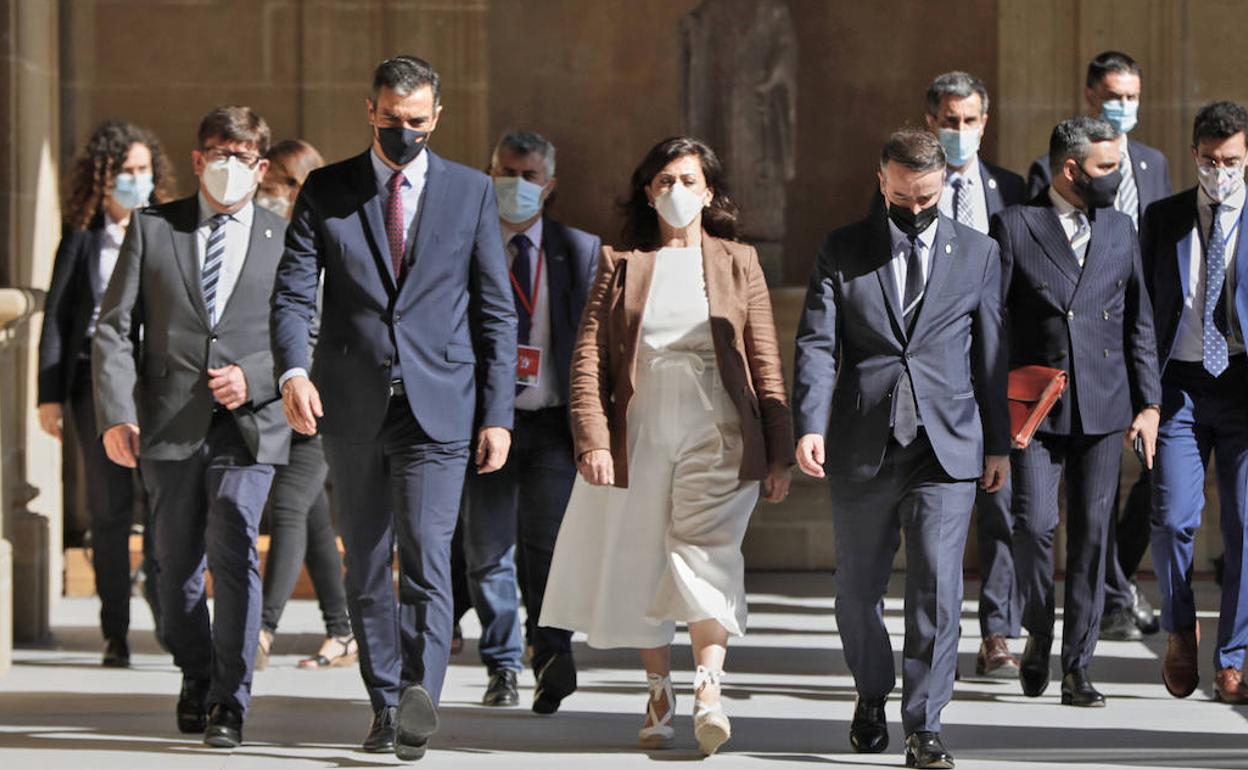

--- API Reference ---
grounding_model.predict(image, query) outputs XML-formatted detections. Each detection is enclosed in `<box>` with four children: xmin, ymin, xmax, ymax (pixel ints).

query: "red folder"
<box><xmin>1007</xmin><ymin>365</ymin><xmax>1068</xmax><ymax>449</ymax></box>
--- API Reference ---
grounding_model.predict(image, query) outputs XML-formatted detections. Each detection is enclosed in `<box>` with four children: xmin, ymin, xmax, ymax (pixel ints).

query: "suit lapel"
<box><xmin>354</xmin><ymin>151</ymin><xmax>398</xmax><ymax>295</ymax></box>
<box><xmin>1234</xmin><ymin>201</ymin><xmax>1248</xmax><ymax>346</ymax></box>
<box><xmin>702</xmin><ymin>236</ymin><xmax>729</xmax><ymax>328</ymax></box>
<box><xmin>169</xmin><ymin>196</ymin><xmax>211</xmax><ymax>327</ymax></box>
<box><xmin>398</xmin><ymin>151</ymin><xmax>449</xmax><ymax>303</ymax></box>
<box><xmin>910</xmin><ymin>218</ymin><xmax>955</xmax><ymax>337</ymax></box>
<box><xmin>1176</xmin><ymin>192</ymin><xmax>1199</xmax><ymax>305</ymax></box>
<box><xmin>216</xmin><ymin>207</ymin><xmax>278</xmax><ymax>324</ymax></box>
<box><xmin>981</xmin><ymin>159</ymin><xmax>1005</xmax><ymax>218</ymax></box>
<box><xmin>1073</xmin><ymin>207</ymin><xmax>1111</xmax><ymax>299</ymax></box>
<box><xmin>1023</xmin><ymin>201</ymin><xmax>1082</xmax><ymax>287</ymax></box>
<box><xmin>542</xmin><ymin>218</ymin><xmax>573</xmax><ymax>337</ymax></box>
<box><xmin>87</xmin><ymin>225</ymin><xmax>105</xmax><ymax>303</ymax></box>
<box><xmin>870</xmin><ymin>216</ymin><xmax>906</xmax><ymax>340</ymax></box>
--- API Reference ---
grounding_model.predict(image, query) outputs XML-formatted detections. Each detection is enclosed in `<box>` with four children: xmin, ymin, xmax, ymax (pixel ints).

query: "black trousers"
<box><xmin>69</xmin><ymin>366</ymin><xmax>137</xmax><ymax>642</ymax></box>
<box><xmin>1103</xmin><ymin>470</ymin><xmax>1153</xmax><ymax>612</ymax></box>
<box><xmin>260</xmin><ymin>432</ymin><xmax>350</xmax><ymax>637</ymax></box>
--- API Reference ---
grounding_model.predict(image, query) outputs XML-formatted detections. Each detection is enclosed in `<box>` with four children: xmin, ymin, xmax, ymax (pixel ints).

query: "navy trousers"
<box><xmin>463</xmin><ymin>406</ymin><xmax>576</xmax><ymax>674</ymax></box>
<box><xmin>1151</xmin><ymin>358</ymin><xmax>1248</xmax><ymax>670</ymax></box>
<box><xmin>141</xmin><ymin>412</ymin><xmax>274</xmax><ymax>715</ymax></box>
<box><xmin>974</xmin><ymin>479</ymin><xmax>1021</xmax><ymax>638</ymax></box>
<box><xmin>323</xmin><ymin>396</ymin><xmax>470</xmax><ymax>711</ymax></box>
<box><xmin>831</xmin><ymin>433</ymin><xmax>975</xmax><ymax>735</ymax></box>
<box><xmin>1011</xmin><ymin>430</ymin><xmax>1122</xmax><ymax>673</ymax></box>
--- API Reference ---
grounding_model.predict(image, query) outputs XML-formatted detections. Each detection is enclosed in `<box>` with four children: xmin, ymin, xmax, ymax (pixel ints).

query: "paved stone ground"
<box><xmin>0</xmin><ymin>573</ymin><xmax>1244</xmax><ymax>769</ymax></box>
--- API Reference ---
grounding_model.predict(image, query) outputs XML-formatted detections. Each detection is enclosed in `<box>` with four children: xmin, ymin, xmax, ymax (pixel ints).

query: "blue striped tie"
<box><xmin>202</xmin><ymin>213</ymin><xmax>230</xmax><ymax>325</ymax></box>
<box><xmin>1204</xmin><ymin>203</ymin><xmax>1229</xmax><ymax>376</ymax></box>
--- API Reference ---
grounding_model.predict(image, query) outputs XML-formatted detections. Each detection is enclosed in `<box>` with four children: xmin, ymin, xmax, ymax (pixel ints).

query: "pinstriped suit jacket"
<box><xmin>992</xmin><ymin>190</ymin><xmax>1162</xmax><ymax>436</ymax></box>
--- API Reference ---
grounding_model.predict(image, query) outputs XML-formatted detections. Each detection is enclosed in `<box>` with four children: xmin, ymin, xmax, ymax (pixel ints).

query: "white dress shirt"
<box><xmin>1172</xmin><ymin>184</ymin><xmax>1246</xmax><ymax>361</ymax></box>
<box><xmin>196</xmin><ymin>193</ymin><xmax>254</xmax><ymax>325</ymax></box>
<box><xmin>887</xmin><ymin>216</ymin><xmax>937</xmax><ymax>306</ymax></box>
<box><xmin>939</xmin><ymin>156</ymin><xmax>990</xmax><ymax>234</ymax></box>
<box><xmin>88</xmin><ymin>212</ymin><xmax>128</xmax><ymax>336</ymax></box>
<box><xmin>509</xmin><ymin>218</ymin><xmax>561</xmax><ymax>410</ymax></box>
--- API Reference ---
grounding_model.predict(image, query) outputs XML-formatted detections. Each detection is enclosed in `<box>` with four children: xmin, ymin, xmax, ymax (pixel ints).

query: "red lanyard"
<box><xmin>509</xmin><ymin>249</ymin><xmax>543</xmax><ymax>318</ymax></box>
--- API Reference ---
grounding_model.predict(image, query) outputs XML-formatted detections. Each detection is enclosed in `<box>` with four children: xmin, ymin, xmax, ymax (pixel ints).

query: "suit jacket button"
<box><xmin>209</xmin><ymin>334</ymin><xmax>218</xmax><ymax>342</ymax></box>
<box><xmin>1103</xmin><ymin>310</ymin><xmax>1110</xmax><ymax>320</ymax></box>
<box><xmin>380</xmin><ymin>358</ymin><xmax>392</xmax><ymax>368</ymax></box>
<box><xmin>1067</xmin><ymin>310</ymin><xmax>1075</xmax><ymax>320</ymax></box>
<box><xmin>393</xmin><ymin>314</ymin><xmax>401</xmax><ymax>323</ymax></box>
<box><xmin>1117</xmin><ymin>279</ymin><xmax>1124</xmax><ymax>287</ymax></box>
<box><xmin>1104</xmin><ymin>349</ymin><xmax>1110</xmax><ymax>357</ymax></box>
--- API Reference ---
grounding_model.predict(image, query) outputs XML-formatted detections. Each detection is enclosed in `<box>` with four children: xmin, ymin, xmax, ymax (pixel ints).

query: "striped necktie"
<box><xmin>1116</xmin><ymin>151</ymin><xmax>1139</xmax><ymax>228</ymax></box>
<box><xmin>201</xmin><ymin>213</ymin><xmax>230</xmax><ymax>324</ymax></box>
<box><xmin>1070</xmin><ymin>211</ymin><xmax>1091</xmax><ymax>267</ymax></box>
<box><xmin>951</xmin><ymin>175</ymin><xmax>975</xmax><ymax>227</ymax></box>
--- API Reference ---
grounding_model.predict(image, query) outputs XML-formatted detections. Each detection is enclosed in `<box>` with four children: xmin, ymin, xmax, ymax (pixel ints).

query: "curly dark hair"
<box><xmin>63</xmin><ymin>119</ymin><xmax>176</xmax><ymax>231</ymax></box>
<box><xmin>618</xmin><ymin>136</ymin><xmax>739</xmax><ymax>251</ymax></box>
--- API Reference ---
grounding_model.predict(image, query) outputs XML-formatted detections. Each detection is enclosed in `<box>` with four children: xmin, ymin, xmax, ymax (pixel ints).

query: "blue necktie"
<box><xmin>201</xmin><ymin>213</ymin><xmax>230</xmax><ymax>325</ymax></box>
<box><xmin>512</xmin><ymin>234</ymin><xmax>533</xmax><ymax>345</ymax></box>
<box><xmin>1204</xmin><ymin>203</ymin><xmax>1229</xmax><ymax>376</ymax></box>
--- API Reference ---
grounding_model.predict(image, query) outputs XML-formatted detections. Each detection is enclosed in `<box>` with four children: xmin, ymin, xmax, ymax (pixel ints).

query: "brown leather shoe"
<box><xmin>1214</xmin><ymin>667</ymin><xmax>1248</xmax><ymax>704</ymax></box>
<box><xmin>976</xmin><ymin>634</ymin><xmax>1020</xmax><ymax>678</ymax></box>
<box><xmin>1162</xmin><ymin>626</ymin><xmax>1200</xmax><ymax>698</ymax></box>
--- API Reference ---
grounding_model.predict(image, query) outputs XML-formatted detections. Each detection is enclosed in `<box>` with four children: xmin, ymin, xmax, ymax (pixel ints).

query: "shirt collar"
<box><xmin>1197</xmin><ymin>181</ymin><xmax>1247</xmax><ymax>213</ymax></box>
<box><xmin>505</xmin><ymin>216</ymin><xmax>543</xmax><ymax>252</ymax></box>
<box><xmin>887</xmin><ymin>214</ymin><xmax>938</xmax><ymax>253</ymax></box>
<box><xmin>948</xmin><ymin>156</ymin><xmax>982</xmax><ymax>188</ymax></box>
<box><xmin>197</xmin><ymin>191</ymin><xmax>255</xmax><ymax>229</ymax></box>
<box><xmin>371</xmin><ymin>147</ymin><xmax>429</xmax><ymax>191</ymax></box>
<box><xmin>1118</xmin><ymin>134</ymin><xmax>1131</xmax><ymax>156</ymax></box>
<box><xmin>1048</xmin><ymin>185</ymin><xmax>1084</xmax><ymax>219</ymax></box>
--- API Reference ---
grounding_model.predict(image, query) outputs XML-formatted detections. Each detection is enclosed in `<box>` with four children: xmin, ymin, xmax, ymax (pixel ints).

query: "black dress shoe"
<box><xmin>1129</xmin><ymin>580</ymin><xmax>1160</xmax><ymax>635</ymax></box>
<box><xmin>176</xmin><ymin>676</ymin><xmax>210</xmax><ymax>734</ymax></box>
<box><xmin>1060</xmin><ymin>668</ymin><xmax>1105</xmax><ymax>707</ymax></box>
<box><xmin>1099</xmin><ymin>607</ymin><xmax>1143</xmax><ymax>641</ymax></box>
<box><xmin>102</xmin><ymin>638</ymin><xmax>130</xmax><ymax>668</ymax></box>
<box><xmin>849</xmin><ymin>695</ymin><xmax>888</xmax><ymax>753</ymax></box>
<box><xmin>533</xmin><ymin>652</ymin><xmax>577</xmax><ymax>715</ymax></box>
<box><xmin>203</xmin><ymin>703</ymin><xmax>244</xmax><ymax>748</ymax></box>
<box><xmin>482</xmin><ymin>669</ymin><xmax>519</xmax><ymax>707</ymax></box>
<box><xmin>1019</xmin><ymin>634</ymin><xmax>1052</xmax><ymax>697</ymax></box>
<box><xmin>396</xmin><ymin>685</ymin><xmax>439</xmax><ymax>761</ymax></box>
<box><xmin>362</xmin><ymin>706</ymin><xmax>397</xmax><ymax>753</ymax></box>
<box><xmin>905</xmin><ymin>731</ymin><xmax>954</xmax><ymax>768</ymax></box>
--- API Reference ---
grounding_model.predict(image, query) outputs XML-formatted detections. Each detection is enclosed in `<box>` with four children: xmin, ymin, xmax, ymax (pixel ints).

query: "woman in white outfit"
<box><xmin>540</xmin><ymin>137</ymin><xmax>793</xmax><ymax>755</ymax></box>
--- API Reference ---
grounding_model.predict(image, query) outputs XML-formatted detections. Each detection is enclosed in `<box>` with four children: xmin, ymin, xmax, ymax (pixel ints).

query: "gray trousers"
<box><xmin>831</xmin><ymin>433</ymin><xmax>975</xmax><ymax>734</ymax></box>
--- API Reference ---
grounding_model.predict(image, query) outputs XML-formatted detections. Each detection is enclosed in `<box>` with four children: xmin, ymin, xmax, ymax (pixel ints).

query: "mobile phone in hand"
<box><xmin>1133</xmin><ymin>434</ymin><xmax>1148</xmax><ymax>468</ymax></box>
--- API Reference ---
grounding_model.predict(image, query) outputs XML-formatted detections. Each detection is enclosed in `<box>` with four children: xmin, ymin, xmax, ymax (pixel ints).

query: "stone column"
<box><xmin>0</xmin><ymin>0</ymin><xmax>62</xmax><ymax>658</ymax></box>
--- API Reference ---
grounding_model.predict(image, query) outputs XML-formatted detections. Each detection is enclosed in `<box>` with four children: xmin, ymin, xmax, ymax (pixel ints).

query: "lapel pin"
<box><xmin>945</xmin><ymin>243</ymin><xmax>952</xmax><ymax>254</ymax></box>
<box><xmin>988</xmin><ymin>178</ymin><xmax>998</xmax><ymax>190</ymax></box>
<box><xmin>1140</xmin><ymin>161</ymin><xmax>1148</xmax><ymax>170</ymax></box>
<box><xmin>264</xmin><ymin>228</ymin><xmax>273</xmax><ymax>238</ymax></box>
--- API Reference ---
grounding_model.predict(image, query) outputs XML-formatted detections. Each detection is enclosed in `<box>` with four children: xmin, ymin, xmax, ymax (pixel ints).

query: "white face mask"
<box><xmin>1197</xmin><ymin>164</ymin><xmax>1245</xmax><ymax>203</ymax></box>
<box><xmin>493</xmin><ymin>176</ymin><xmax>546</xmax><ymax>224</ymax></box>
<box><xmin>201</xmin><ymin>157</ymin><xmax>257</xmax><ymax>207</ymax></box>
<box><xmin>653</xmin><ymin>183</ymin><xmax>706</xmax><ymax>229</ymax></box>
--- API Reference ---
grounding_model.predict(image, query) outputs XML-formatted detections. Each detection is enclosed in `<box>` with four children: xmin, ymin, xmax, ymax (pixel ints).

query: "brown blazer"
<box><xmin>570</xmin><ymin>235</ymin><xmax>793</xmax><ymax>488</ymax></box>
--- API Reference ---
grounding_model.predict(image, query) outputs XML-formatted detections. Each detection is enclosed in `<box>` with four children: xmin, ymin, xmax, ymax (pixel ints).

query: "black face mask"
<box><xmin>376</xmin><ymin>126</ymin><xmax>429</xmax><ymax>166</ymax></box>
<box><xmin>1072</xmin><ymin>166</ymin><xmax>1122</xmax><ymax>209</ymax></box>
<box><xmin>888</xmin><ymin>201</ymin><xmax>939</xmax><ymax>238</ymax></box>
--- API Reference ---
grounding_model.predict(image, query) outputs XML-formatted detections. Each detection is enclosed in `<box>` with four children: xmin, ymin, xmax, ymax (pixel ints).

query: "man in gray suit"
<box><xmin>794</xmin><ymin>129</ymin><xmax>1009</xmax><ymax>769</ymax></box>
<box><xmin>93</xmin><ymin>105</ymin><xmax>290</xmax><ymax>749</ymax></box>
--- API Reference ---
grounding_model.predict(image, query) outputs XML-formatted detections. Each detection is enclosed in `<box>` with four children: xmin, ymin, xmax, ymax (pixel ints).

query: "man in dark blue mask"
<box><xmin>271</xmin><ymin>55</ymin><xmax>516</xmax><ymax>761</ymax></box>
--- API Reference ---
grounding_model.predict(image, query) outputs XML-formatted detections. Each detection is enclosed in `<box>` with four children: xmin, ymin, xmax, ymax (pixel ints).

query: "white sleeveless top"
<box><xmin>640</xmin><ymin>246</ymin><xmax>713</xmax><ymax>352</ymax></box>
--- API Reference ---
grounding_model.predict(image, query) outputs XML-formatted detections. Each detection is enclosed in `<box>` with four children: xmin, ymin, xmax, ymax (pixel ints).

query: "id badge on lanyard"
<box><xmin>511</xmin><ymin>250</ymin><xmax>544</xmax><ymax>387</ymax></box>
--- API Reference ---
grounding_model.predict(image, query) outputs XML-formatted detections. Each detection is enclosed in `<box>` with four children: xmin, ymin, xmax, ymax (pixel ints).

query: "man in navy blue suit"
<box><xmin>270</xmin><ymin>56</ymin><xmax>516</xmax><ymax>761</ymax></box>
<box><xmin>1142</xmin><ymin>101</ymin><xmax>1248</xmax><ymax>704</ymax></box>
<box><xmin>460</xmin><ymin>130</ymin><xmax>599</xmax><ymax>713</ymax></box>
<box><xmin>923</xmin><ymin>69</ymin><xmax>1028</xmax><ymax>678</ymax></box>
<box><xmin>795</xmin><ymin>129</ymin><xmax>1009</xmax><ymax>769</ymax></box>
<box><xmin>1028</xmin><ymin>51</ymin><xmax>1172</xmax><ymax>228</ymax></box>
<box><xmin>994</xmin><ymin>116</ymin><xmax>1162</xmax><ymax>708</ymax></box>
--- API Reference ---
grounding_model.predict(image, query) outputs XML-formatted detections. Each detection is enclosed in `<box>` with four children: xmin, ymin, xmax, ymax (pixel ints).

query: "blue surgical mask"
<box><xmin>111</xmin><ymin>172</ymin><xmax>154</xmax><ymax>210</ymax></box>
<box><xmin>1100</xmin><ymin>99</ymin><xmax>1139</xmax><ymax>134</ymax></box>
<box><xmin>938</xmin><ymin>127</ymin><xmax>981</xmax><ymax>169</ymax></box>
<box><xmin>493</xmin><ymin>175</ymin><xmax>546</xmax><ymax>224</ymax></box>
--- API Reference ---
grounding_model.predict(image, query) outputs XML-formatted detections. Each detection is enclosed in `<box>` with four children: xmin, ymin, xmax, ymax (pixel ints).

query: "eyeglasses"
<box><xmin>201</xmin><ymin>147</ymin><xmax>261</xmax><ymax>168</ymax></box>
